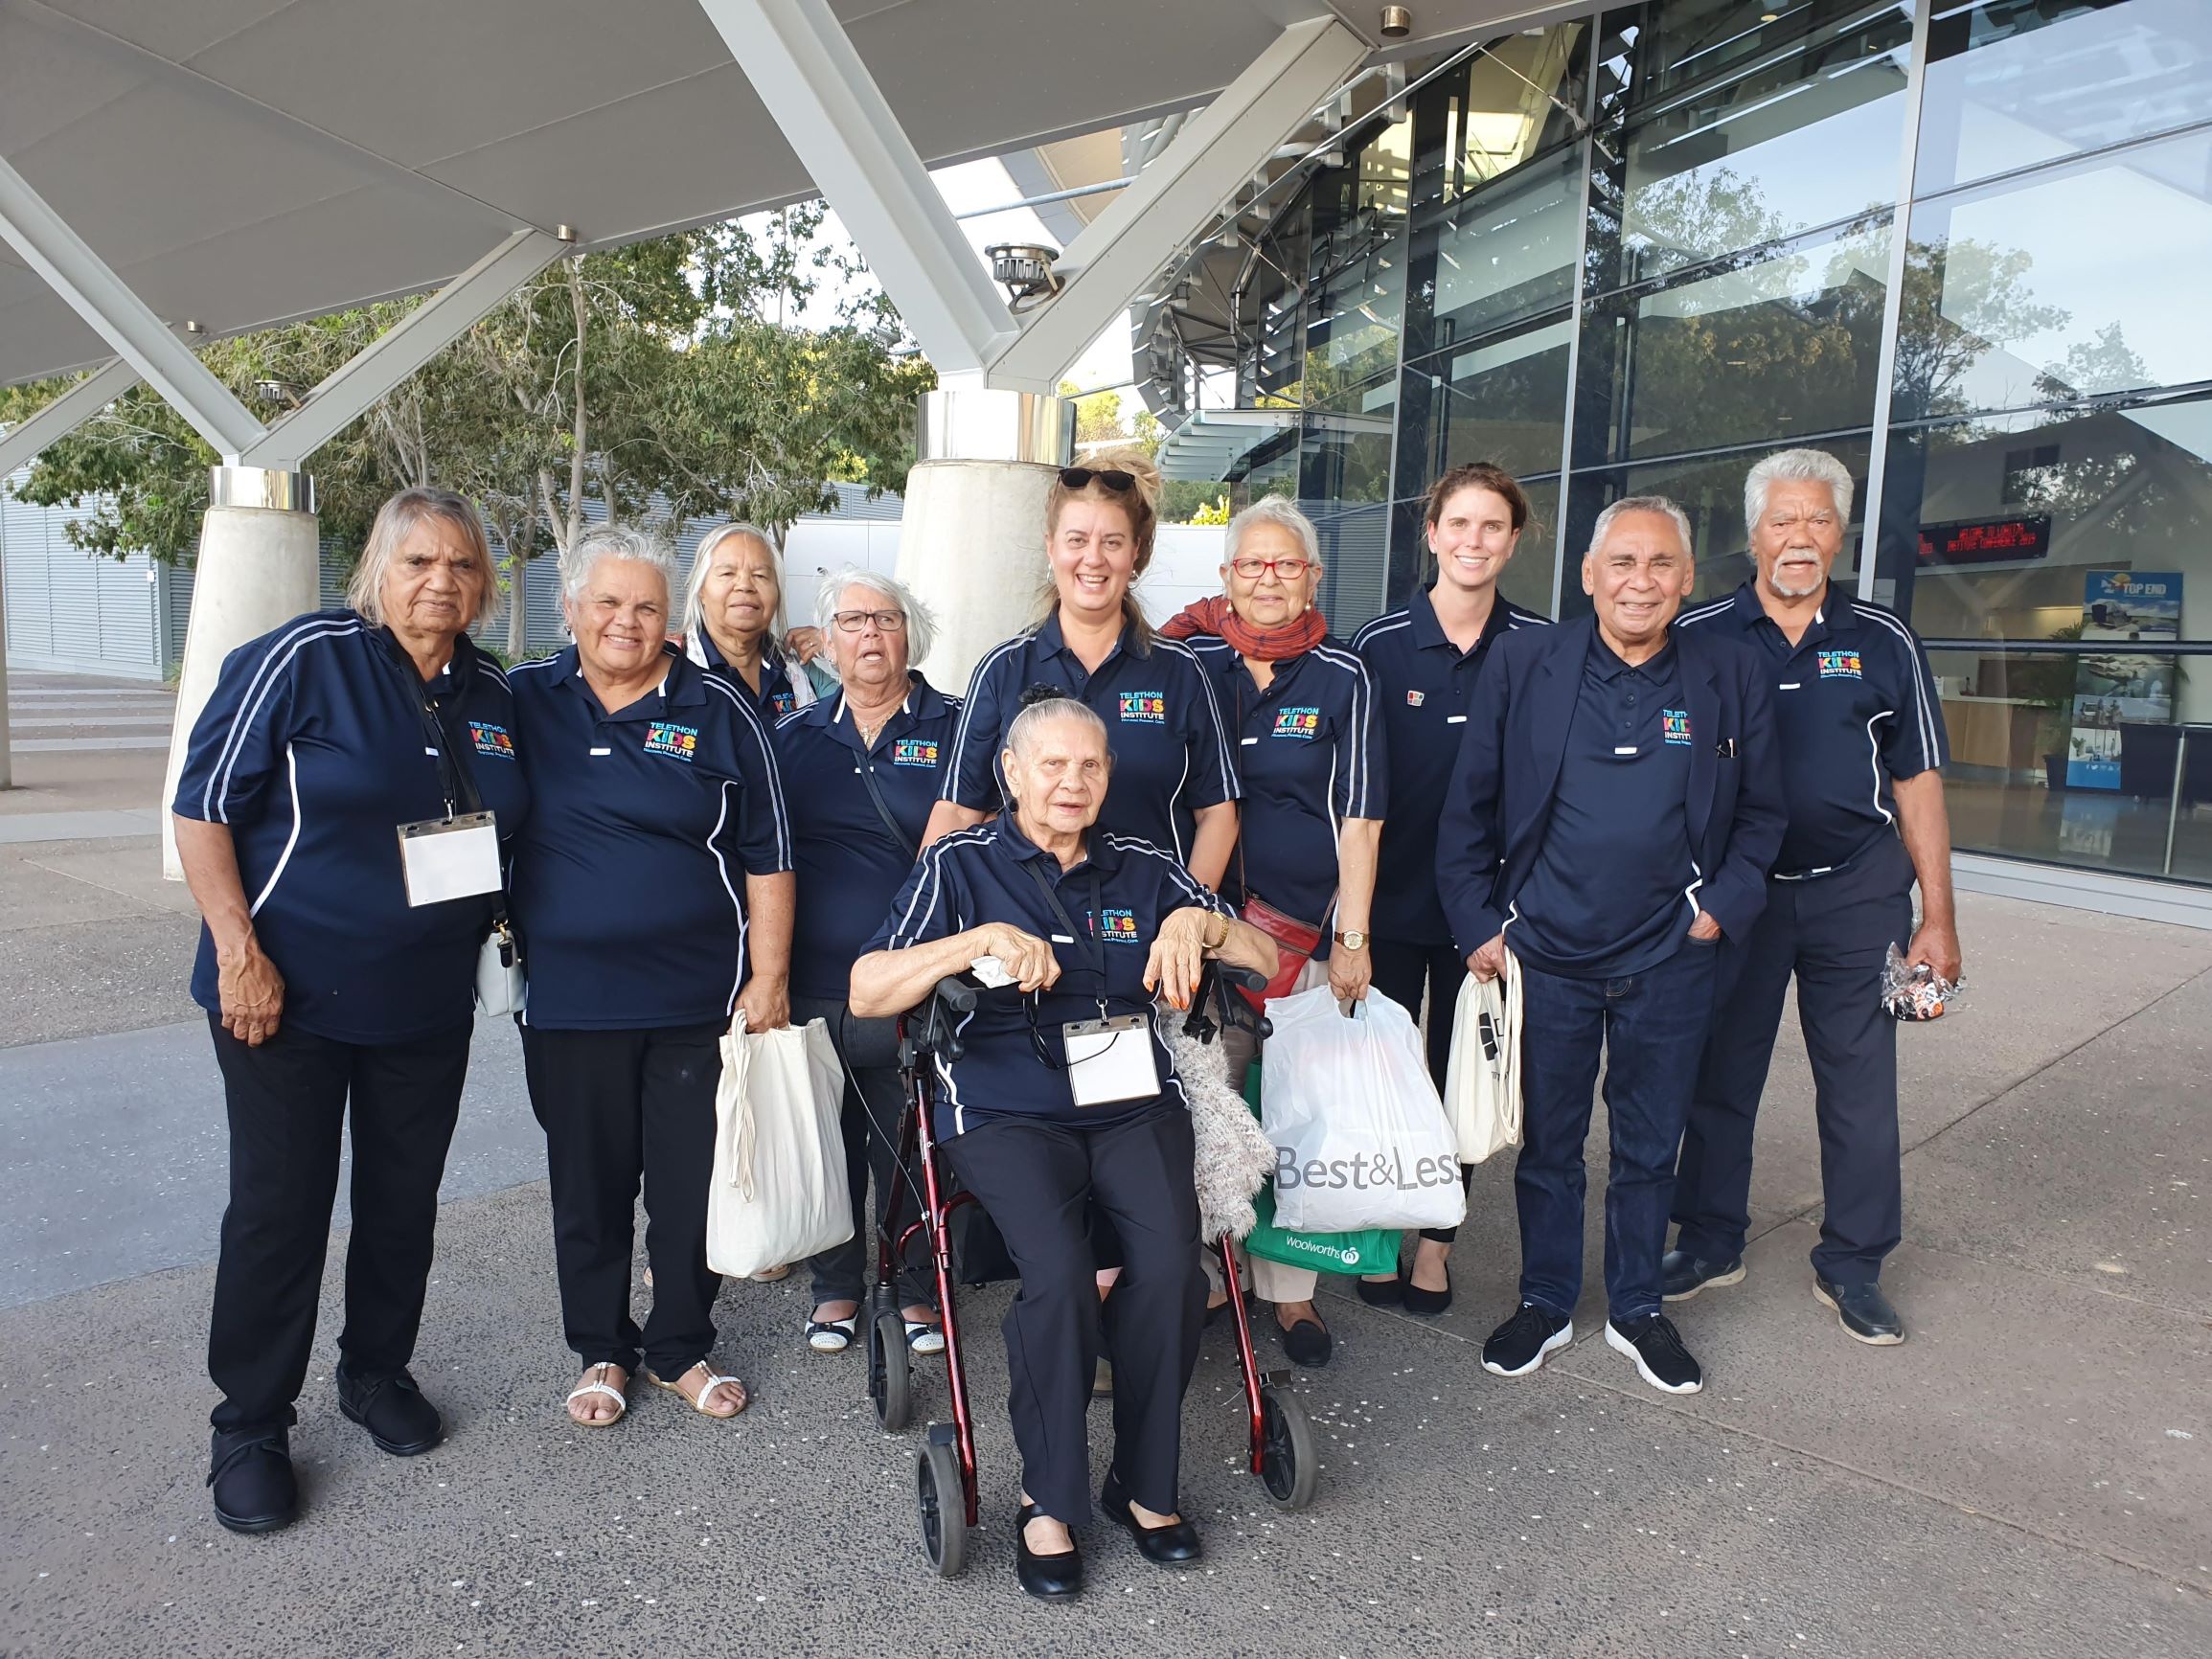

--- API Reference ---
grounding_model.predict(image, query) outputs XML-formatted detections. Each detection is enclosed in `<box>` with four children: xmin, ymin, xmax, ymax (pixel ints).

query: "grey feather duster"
<box><xmin>1167</xmin><ymin>1021</ymin><xmax>1275</xmax><ymax>1240</ymax></box>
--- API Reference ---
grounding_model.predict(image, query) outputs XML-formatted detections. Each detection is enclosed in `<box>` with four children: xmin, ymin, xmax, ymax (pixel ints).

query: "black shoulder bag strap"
<box><xmin>855</xmin><ymin>748</ymin><xmax>920</xmax><ymax>859</ymax></box>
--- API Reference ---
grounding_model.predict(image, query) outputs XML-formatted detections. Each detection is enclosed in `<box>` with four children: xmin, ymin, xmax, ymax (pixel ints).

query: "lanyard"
<box><xmin>1019</xmin><ymin>856</ymin><xmax>1106</xmax><ymax>984</ymax></box>
<box><xmin>375</xmin><ymin>629</ymin><xmax>507</xmax><ymax>927</ymax></box>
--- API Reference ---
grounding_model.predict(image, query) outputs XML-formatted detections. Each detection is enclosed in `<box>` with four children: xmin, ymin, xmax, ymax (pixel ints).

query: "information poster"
<box><xmin>2065</xmin><ymin>570</ymin><xmax>2181</xmax><ymax>789</ymax></box>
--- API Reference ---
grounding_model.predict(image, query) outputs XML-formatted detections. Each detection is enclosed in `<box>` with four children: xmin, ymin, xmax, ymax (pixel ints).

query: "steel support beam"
<box><xmin>988</xmin><ymin>17</ymin><xmax>1368</xmax><ymax>392</ymax></box>
<box><xmin>0</xmin><ymin>155</ymin><xmax>263</xmax><ymax>462</ymax></box>
<box><xmin>239</xmin><ymin>228</ymin><xmax>570</xmax><ymax>469</ymax></box>
<box><xmin>0</xmin><ymin>358</ymin><xmax>141</xmax><ymax>479</ymax></box>
<box><xmin>699</xmin><ymin>0</ymin><xmax>1021</xmax><ymax>386</ymax></box>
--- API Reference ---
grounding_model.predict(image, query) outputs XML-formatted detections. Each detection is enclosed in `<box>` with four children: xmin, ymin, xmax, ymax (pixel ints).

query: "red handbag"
<box><xmin>1237</xmin><ymin>894</ymin><xmax>1325</xmax><ymax>1011</ymax></box>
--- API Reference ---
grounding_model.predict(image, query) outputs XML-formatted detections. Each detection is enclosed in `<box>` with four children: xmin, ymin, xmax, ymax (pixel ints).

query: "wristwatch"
<box><xmin>1333</xmin><ymin>929</ymin><xmax>1368</xmax><ymax>952</ymax></box>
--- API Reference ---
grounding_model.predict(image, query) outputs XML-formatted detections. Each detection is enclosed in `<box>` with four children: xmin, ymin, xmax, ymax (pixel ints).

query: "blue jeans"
<box><xmin>1515</xmin><ymin>943</ymin><xmax>1720</xmax><ymax>1324</ymax></box>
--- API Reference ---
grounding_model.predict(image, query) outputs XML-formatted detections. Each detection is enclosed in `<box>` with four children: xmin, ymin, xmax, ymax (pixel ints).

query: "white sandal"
<box><xmin>648</xmin><ymin>1363</ymin><xmax>748</xmax><ymax>1418</ymax></box>
<box><xmin>565</xmin><ymin>1362</ymin><xmax>628</xmax><ymax>1427</ymax></box>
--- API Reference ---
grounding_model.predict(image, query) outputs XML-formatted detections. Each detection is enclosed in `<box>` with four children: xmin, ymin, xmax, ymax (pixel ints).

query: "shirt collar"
<box><xmin>996</xmin><ymin>812</ymin><xmax>1124</xmax><ymax>876</ymax></box>
<box><xmin>1735</xmin><ymin>580</ymin><xmax>1854</xmax><ymax>646</ymax></box>
<box><xmin>1411</xmin><ymin>584</ymin><xmax>1516</xmax><ymax>658</ymax></box>
<box><xmin>1038</xmin><ymin>610</ymin><xmax>1144</xmax><ymax>664</ymax></box>
<box><xmin>556</xmin><ymin>642</ymin><xmax>703</xmax><ymax>717</ymax></box>
<box><xmin>824</xmin><ymin>673</ymin><xmax>940</xmax><ymax>751</ymax></box>
<box><xmin>1587</xmin><ymin>631</ymin><xmax>1676</xmax><ymax>682</ymax></box>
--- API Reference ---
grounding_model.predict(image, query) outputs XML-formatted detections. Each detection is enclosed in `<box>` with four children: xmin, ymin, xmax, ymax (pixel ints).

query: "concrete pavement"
<box><xmin>0</xmin><ymin>674</ymin><xmax>2204</xmax><ymax>1658</ymax></box>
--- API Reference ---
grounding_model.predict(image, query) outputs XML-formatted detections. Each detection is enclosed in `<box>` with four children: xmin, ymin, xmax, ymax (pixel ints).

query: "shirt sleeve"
<box><xmin>1880</xmin><ymin>625</ymin><xmax>1950</xmax><ymax>780</ymax></box>
<box><xmin>716</xmin><ymin>685</ymin><xmax>794</xmax><ymax>875</ymax></box>
<box><xmin>865</xmin><ymin>839</ymin><xmax>963</xmax><ymax>952</ymax></box>
<box><xmin>1333</xmin><ymin>651</ymin><xmax>1387</xmax><ymax>821</ymax></box>
<box><xmin>1177</xmin><ymin>647</ymin><xmax>1243</xmax><ymax>807</ymax></box>
<box><xmin>171</xmin><ymin>623</ymin><xmax>307</xmax><ymax>827</ymax></box>
<box><xmin>941</xmin><ymin>647</ymin><xmax>1010</xmax><ymax>810</ymax></box>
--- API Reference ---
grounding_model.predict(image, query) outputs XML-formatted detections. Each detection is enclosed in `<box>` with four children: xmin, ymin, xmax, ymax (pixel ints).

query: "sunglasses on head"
<box><xmin>1060</xmin><ymin>466</ymin><xmax>1136</xmax><ymax>493</ymax></box>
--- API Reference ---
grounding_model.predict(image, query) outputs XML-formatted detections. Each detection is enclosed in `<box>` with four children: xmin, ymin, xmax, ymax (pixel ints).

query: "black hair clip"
<box><xmin>1018</xmin><ymin>682</ymin><xmax>1068</xmax><ymax>711</ymax></box>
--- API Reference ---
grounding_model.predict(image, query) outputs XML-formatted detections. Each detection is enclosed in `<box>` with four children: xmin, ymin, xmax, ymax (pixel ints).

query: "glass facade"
<box><xmin>1228</xmin><ymin>0</ymin><xmax>2212</xmax><ymax>891</ymax></box>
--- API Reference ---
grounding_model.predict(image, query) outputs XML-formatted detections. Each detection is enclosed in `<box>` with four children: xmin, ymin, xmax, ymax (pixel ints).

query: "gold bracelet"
<box><xmin>1203</xmin><ymin>913</ymin><xmax>1228</xmax><ymax>952</ymax></box>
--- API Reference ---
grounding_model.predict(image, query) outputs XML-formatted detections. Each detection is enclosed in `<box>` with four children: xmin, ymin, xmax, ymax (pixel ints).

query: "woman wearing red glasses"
<box><xmin>1164</xmin><ymin>497</ymin><xmax>1386</xmax><ymax>1371</ymax></box>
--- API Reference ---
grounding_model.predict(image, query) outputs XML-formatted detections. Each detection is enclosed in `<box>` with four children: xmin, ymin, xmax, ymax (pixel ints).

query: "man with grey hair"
<box><xmin>1665</xmin><ymin>448</ymin><xmax>1959</xmax><ymax>1346</ymax></box>
<box><xmin>1437</xmin><ymin>495</ymin><xmax>1785</xmax><ymax>1395</ymax></box>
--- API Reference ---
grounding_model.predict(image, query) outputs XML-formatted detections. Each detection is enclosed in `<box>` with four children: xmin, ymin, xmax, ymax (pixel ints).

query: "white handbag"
<box><xmin>473</xmin><ymin>918</ymin><xmax>524</xmax><ymax>1017</ymax></box>
<box><xmin>1443</xmin><ymin>948</ymin><xmax>1522</xmax><ymax>1164</ymax></box>
<box><xmin>704</xmin><ymin>1014</ymin><xmax>854</xmax><ymax>1280</ymax></box>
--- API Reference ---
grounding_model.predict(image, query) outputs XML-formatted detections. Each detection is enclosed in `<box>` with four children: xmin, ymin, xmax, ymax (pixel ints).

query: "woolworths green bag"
<box><xmin>1237</xmin><ymin>1058</ymin><xmax>1400</xmax><ymax>1277</ymax></box>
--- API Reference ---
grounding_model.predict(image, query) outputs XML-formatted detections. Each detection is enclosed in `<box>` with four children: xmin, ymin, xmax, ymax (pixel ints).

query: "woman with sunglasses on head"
<box><xmin>923</xmin><ymin>450</ymin><xmax>1240</xmax><ymax>884</ymax></box>
<box><xmin>853</xmin><ymin>692</ymin><xmax>1277</xmax><ymax>1600</ymax></box>
<box><xmin>1164</xmin><ymin>497</ymin><xmax>1385</xmax><ymax>1371</ymax></box>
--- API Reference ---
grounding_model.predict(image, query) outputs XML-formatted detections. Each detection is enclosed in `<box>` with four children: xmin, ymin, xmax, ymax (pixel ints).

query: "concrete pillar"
<box><xmin>895</xmin><ymin>388</ymin><xmax>1074</xmax><ymax>693</ymax></box>
<box><xmin>161</xmin><ymin>466</ymin><xmax>320</xmax><ymax>878</ymax></box>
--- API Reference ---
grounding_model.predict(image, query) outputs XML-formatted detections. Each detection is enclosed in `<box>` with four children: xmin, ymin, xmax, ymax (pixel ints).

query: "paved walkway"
<box><xmin>0</xmin><ymin>674</ymin><xmax>2205</xmax><ymax>1658</ymax></box>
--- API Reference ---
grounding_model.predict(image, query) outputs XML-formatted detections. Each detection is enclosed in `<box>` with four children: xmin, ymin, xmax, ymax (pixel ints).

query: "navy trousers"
<box><xmin>1516</xmin><ymin>942</ymin><xmax>1719</xmax><ymax>1324</ymax></box>
<box><xmin>1673</xmin><ymin>844</ymin><xmax>1915</xmax><ymax>1286</ymax></box>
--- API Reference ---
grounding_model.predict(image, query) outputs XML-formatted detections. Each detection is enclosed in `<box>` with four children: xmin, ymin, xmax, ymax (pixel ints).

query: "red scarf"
<box><xmin>1159</xmin><ymin>594</ymin><xmax>1327</xmax><ymax>661</ymax></box>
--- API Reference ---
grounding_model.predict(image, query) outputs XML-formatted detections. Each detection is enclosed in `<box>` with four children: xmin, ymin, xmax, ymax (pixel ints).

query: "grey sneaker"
<box><xmin>1813</xmin><ymin>1276</ymin><xmax>1904</xmax><ymax>1345</ymax></box>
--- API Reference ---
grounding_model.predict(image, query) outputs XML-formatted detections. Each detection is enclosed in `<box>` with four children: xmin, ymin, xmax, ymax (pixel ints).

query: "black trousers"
<box><xmin>1369</xmin><ymin>935</ymin><xmax>1474</xmax><ymax>1245</ymax></box>
<box><xmin>1673</xmin><ymin>850</ymin><xmax>1914</xmax><ymax>1286</ymax></box>
<box><xmin>206</xmin><ymin>1013</ymin><xmax>472</xmax><ymax>1433</ymax></box>
<box><xmin>945</xmin><ymin>1102</ymin><xmax>1205</xmax><ymax>1526</ymax></box>
<box><xmin>519</xmin><ymin>1021</ymin><xmax>724</xmax><ymax>1378</ymax></box>
<box><xmin>794</xmin><ymin>997</ymin><xmax>933</xmax><ymax>1309</ymax></box>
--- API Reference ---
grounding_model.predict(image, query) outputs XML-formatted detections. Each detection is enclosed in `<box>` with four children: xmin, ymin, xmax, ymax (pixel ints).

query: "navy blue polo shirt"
<box><xmin>772</xmin><ymin>676</ymin><xmax>962</xmax><ymax>1002</ymax></box>
<box><xmin>172</xmin><ymin>611</ymin><xmax>530</xmax><ymax>1044</ymax></box>
<box><xmin>507</xmin><ymin>645</ymin><xmax>791</xmax><ymax>1030</ymax></box>
<box><xmin>1509</xmin><ymin>635</ymin><xmax>1700</xmax><ymax>979</ymax></box>
<box><xmin>696</xmin><ymin>628</ymin><xmax>805</xmax><ymax>722</ymax></box>
<box><xmin>864</xmin><ymin>819</ymin><xmax>1234</xmax><ymax>1140</ymax></box>
<box><xmin>941</xmin><ymin>616</ymin><xmax>1240</xmax><ymax>861</ymax></box>
<box><xmin>1189</xmin><ymin>635</ymin><xmax>1385</xmax><ymax>943</ymax></box>
<box><xmin>1354</xmin><ymin>587</ymin><xmax>1550</xmax><ymax>944</ymax></box>
<box><xmin>1677</xmin><ymin>582</ymin><xmax>1948</xmax><ymax>879</ymax></box>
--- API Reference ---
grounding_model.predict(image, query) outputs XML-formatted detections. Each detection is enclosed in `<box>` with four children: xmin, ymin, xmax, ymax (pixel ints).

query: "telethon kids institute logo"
<box><xmin>644</xmin><ymin>722</ymin><xmax>701</xmax><ymax>761</ymax></box>
<box><xmin>892</xmin><ymin>738</ymin><xmax>940</xmax><ymax>767</ymax></box>
<box><xmin>1118</xmin><ymin>691</ymin><xmax>1167</xmax><ymax>725</ymax></box>
<box><xmin>468</xmin><ymin>720</ymin><xmax>515</xmax><ymax>759</ymax></box>
<box><xmin>1272</xmin><ymin>707</ymin><xmax>1321</xmax><ymax>740</ymax></box>
<box><xmin>1818</xmin><ymin>648</ymin><xmax>1863</xmax><ymax>679</ymax></box>
<box><xmin>1662</xmin><ymin>708</ymin><xmax>1693</xmax><ymax>746</ymax></box>
<box><xmin>1100</xmin><ymin>909</ymin><xmax>1143</xmax><ymax>943</ymax></box>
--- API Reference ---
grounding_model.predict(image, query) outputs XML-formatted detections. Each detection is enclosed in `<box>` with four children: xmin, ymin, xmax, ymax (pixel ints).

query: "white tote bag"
<box><xmin>705</xmin><ymin>1014</ymin><xmax>854</xmax><ymax>1280</ymax></box>
<box><xmin>1259</xmin><ymin>985</ymin><xmax>1467</xmax><ymax>1235</ymax></box>
<box><xmin>1443</xmin><ymin>949</ymin><xmax>1523</xmax><ymax>1164</ymax></box>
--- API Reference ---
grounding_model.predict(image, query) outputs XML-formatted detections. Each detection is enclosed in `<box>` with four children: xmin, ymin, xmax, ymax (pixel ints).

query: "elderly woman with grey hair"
<box><xmin>507</xmin><ymin>523</ymin><xmax>795</xmax><ymax>1427</ymax></box>
<box><xmin>1159</xmin><ymin>496</ymin><xmax>1386</xmax><ymax>1370</ymax></box>
<box><xmin>769</xmin><ymin>566</ymin><xmax>960</xmax><ymax>1355</ymax></box>
<box><xmin>681</xmin><ymin>521</ymin><xmax>832</xmax><ymax>719</ymax></box>
<box><xmin>173</xmin><ymin>487</ymin><xmax>530</xmax><ymax>1534</ymax></box>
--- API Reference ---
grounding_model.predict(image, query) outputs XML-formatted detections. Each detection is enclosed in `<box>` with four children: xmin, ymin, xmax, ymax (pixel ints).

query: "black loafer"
<box><xmin>1014</xmin><ymin>1503</ymin><xmax>1083</xmax><ymax>1601</ymax></box>
<box><xmin>208</xmin><ymin>1426</ymin><xmax>298</xmax><ymax>1534</ymax></box>
<box><xmin>1814</xmin><ymin>1276</ymin><xmax>1904</xmax><ymax>1345</ymax></box>
<box><xmin>1661</xmin><ymin>1248</ymin><xmax>1745</xmax><ymax>1302</ymax></box>
<box><xmin>1101</xmin><ymin>1471</ymin><xmax>1202</xmax><ymax>1566</ymax></box>
<box><xmin>1278</xmin><ymin>1314</ymin><xmax>1333</xmax><ymax>1369</ymax></box>
<box><xmin>1355</xmin><ymin>1274</ymin><xmax>1403</xmax><ymax>1307</ymax></box>
<box><xmin>1401</xmin><ymin>1262</ymin><xmax>1452</xmax><ymax>1317</ymax></box>
<box><xmin>337</xmin><ymin>1368</ymin><xmax>444</xmax><ymax>1456</ymax></box>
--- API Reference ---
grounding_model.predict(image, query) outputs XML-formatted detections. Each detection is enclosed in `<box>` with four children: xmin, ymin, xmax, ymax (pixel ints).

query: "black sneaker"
<box><xmin>1660</xmin><ymin>1248</ymin><xmax>1745</xmax><ymax>1302</ymax></box>
<box><xmin>337</xmin><ymin>1368</ymin><xmax>444</xmax><ymax>1456</ymax></box>
<box><xmin>207</xmin><ymin>1426</ymin><xmax>298</xmax><ymax>1534</ymax></box>
<box><xmin>1605</xmin><ymin>1313</ymin><xmax>1703</xmax><ymax>1394</ymax></box>
<box><xmin>1813</xmin><ymin>1276</ymin><xmax>1904</xmax><ymax>1346</ymax></box>
<box><xmin>1480</xmin><ymin>1303</ymin><xmax>1573</xmax><ymax>1377</ymax></box>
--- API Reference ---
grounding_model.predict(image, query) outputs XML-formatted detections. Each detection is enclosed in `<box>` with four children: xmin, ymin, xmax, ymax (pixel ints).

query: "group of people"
<box><xmin>172</xmin><ymin>443</ymin><xmax>1959</xmax><ymax>1602</ymax></box>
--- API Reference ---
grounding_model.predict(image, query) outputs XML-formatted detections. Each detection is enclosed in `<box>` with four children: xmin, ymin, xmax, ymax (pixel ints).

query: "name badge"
<box><xmin>397</xmin><ymin>811</ymin><xmax>502</xmax><ymax>907</ymax></box>
<box><xmin>1061</xmin><ymin>1013</ymin><xmax>1159</xmax><ymax>1108</ymax></box>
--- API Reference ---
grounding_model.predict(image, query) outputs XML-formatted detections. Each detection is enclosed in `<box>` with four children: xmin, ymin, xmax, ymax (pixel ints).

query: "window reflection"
<box><xmin>1398</xmin><ymin>318</ymin><xmax>1573</xmax><ymax>486</ymax></box>
<box><xmin>1406</xmin><ymin>148</ymin><xmax>1583</xmax><ymax>357</ymax></box>
<box><xmin>1918</xmin><ymin>0</ymin><xmax>2212</xmax><ymax>196</ymax></box>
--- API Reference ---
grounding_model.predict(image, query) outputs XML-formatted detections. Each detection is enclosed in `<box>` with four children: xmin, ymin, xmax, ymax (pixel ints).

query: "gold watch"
<box><xmin>1334</xmin><ymin>929</ymin><xmax>1368</xmax><ymax>951</ymax></box>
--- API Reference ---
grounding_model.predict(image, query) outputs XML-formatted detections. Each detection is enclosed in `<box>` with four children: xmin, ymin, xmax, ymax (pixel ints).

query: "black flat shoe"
<box><xmin>1401</xmin><ymin>1261</ymin><xmax>1452</xmax><ymax>1317</ymax></box>
<box><xmin>1014</xmin><ymin>1503</ymin><xmax>1083</xmax><ymax>1601</ymax></box>
<box><xmin>208</xmin><ymin>1427</ymin><xmax>297</xmax><ymax>1534</ymax></box>
<box><xmin>1101</xmin><ymin>1471</ymin><xmax>1202</xmax><ymax>1566</ymax></box>
<box><xmin>337</xmin><ymin>1368</ymin><xmax>443</xmax><ymax>1456</ymax></box>
<box><xmin>1278</xmin><ymin>1314</ymin><xmax>1333</xmax><ymax>1368</ymax></box>
<box><xmin>1355</xmin><ymin>1274</ymin><xmax>1403</xmax><ymax>1307</ymax></box>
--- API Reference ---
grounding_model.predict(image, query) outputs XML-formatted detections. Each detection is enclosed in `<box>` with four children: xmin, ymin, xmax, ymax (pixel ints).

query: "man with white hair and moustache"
<box><xmin>1664</xmin><ymin>448</ymin><xmax>1960</xmax><ymax>1346</ymax></box>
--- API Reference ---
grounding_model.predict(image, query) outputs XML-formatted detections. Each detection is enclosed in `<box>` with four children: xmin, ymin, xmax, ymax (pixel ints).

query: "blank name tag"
<box><xmin>398</xmin><ymin>812</ymin><xmax>502</xmax><ymax>907</ymax></box>
<box><xmin>1061</xmin><ymin>1013</ymin><xmax>1159</xmax><ymax>1108</ymax></box>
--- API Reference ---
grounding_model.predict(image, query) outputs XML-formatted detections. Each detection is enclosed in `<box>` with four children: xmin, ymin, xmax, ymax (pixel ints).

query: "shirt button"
<box><xmin>1626</xmin><ymin>693</ymin><xmax>1637</xmax><ymax>705</ymax></box>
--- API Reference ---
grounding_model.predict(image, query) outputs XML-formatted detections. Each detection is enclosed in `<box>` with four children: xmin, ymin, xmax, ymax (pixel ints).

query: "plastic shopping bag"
<box><xmin>1443</xmin><ymin>950</ymin><xmax>1522</xmax><ymax>1164</ymax></box>
<box><xmin>1259</xmin><ymin>985</ymin><xmax>1467</xmax><ymax>1235</ymax></box>
<box><xmin>1236</xmin><ymin>1059</ymin><xmax>1402</xmax><ymax>1275</ymax></box>
<box><xmin>705</xmin><ymin>1014</ymin><xmax>854</xmax><ymax>1280</ymax></box>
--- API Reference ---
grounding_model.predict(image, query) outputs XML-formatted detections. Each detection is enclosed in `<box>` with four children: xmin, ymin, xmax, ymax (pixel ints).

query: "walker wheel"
<box><xmin>1258</xmin><ymin>1382</ymin><xmax>1317</xmax><ymax>1511</ymax></box>
<box><xmin>869</xmin><ymin>1308</ymin><xmax>912</xmax><ymax>1431</ymax></box>
<box><xmin>917</xmin><ymin>1437</ymin><xmax>969</xmax><ymax>1578</ymax></box>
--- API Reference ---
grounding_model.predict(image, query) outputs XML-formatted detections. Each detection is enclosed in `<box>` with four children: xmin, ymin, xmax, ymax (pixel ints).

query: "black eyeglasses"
<box><xmin>1060</xmin><ymin>466</ymin><xmax>1136</xmax><ymax>493</ymax></box>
